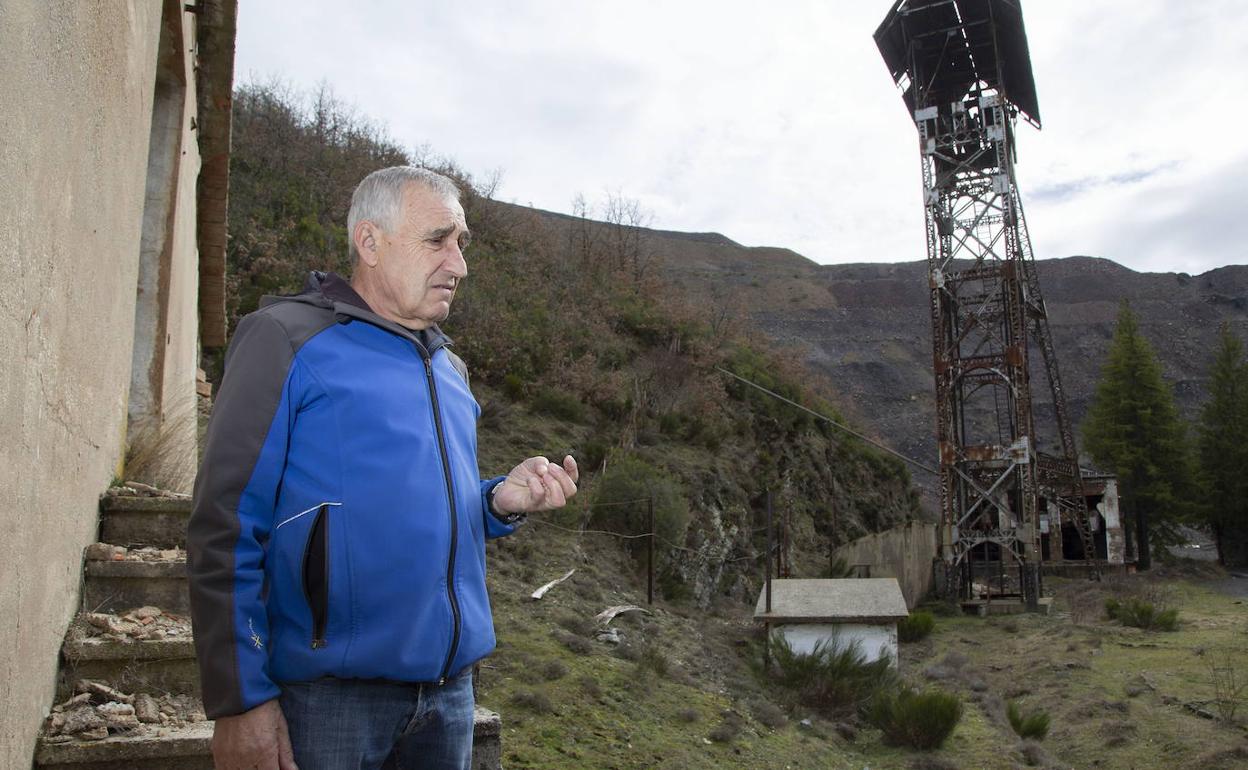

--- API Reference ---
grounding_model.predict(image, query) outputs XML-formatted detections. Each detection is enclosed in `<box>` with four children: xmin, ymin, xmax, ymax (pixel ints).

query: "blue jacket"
<box><xmin>187</xmin><ymin>273</ymin><xmax>516</xmax><ymax>719</ymax></box>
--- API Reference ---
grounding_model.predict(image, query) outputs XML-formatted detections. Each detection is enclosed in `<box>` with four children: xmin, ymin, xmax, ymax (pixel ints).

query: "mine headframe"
<box><xmin>874</xmin><ymin>0</ymin><xmax>1100</xmax><ymax>609</ymax></box>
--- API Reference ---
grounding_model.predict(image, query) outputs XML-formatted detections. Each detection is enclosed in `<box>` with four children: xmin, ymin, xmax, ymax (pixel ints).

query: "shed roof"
<box><xmin>754</xmin><ymin>579</ymin><xmax>910</xmax><ymax>624</ymax></box>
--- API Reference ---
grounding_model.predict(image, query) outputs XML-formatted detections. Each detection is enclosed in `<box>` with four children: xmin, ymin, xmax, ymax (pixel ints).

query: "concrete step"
<box><xmin>35</xmin><ymin>721</ymin><xmax>213</xmax><ymax>770</ymax></box>
<box><xmin>36</xmin><ymin>707</ymin><xmax>502</xmax><ymax>769</ymax></box>
<box><xmin>99</xmin><ymin>496</ymin><xmax>192</xmax><ymax>549</ymax></box>
<box><xmin>58</xmin><ymin>637</ymin><xmax>198</xmax><ymax>702</ymax></box>
<box><xmin>83</xmin><ymin>556</ymin><xmax>188</xmax><ymax>615</ymax></box>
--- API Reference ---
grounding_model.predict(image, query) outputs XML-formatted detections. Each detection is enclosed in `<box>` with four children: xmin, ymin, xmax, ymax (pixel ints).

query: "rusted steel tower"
<box><xmin>874</xmin><ymin>0</ymin><xmax>1098</xmax><ymax>608</ymax></box>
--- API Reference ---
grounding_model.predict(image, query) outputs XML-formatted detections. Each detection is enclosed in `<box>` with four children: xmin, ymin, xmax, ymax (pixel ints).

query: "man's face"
<box><xmin>370</xmin><ymin>183</ymin><xmax>470</xmax><ymax>329</ymax></box>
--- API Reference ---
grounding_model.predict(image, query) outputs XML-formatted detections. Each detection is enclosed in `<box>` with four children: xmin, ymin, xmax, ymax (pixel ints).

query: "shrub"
<box><xmin>1019</xmin><ymin>741</ymin><xmax>1053</xmax><ymax>767</ymax></box>
<box><xmin>531</xmin><ymin>390</ymin><xmax>587</xmax><ymax>422</ymax></box>
<box><xmin>636</xmin><ymin>643</ymin><xmax>670</xmax><ymax>678</ymax></box>
<box><xmin>502</xmin><ymin>373</ymin><xmax>526</xmax><ymax>401</ymax></box>
<box><xmin>869</xmin><ymin>686</ymin><xmax>963</xmax><ymax>750</ymax></box>
<box><xmin>1206</xmin><ymin>653</ymin><xmax>1248</xmax><ymax>724</ymax></box>
<box><xmin>510</xmin><ymin>689</ymin><xmax>554</xmax><ymax>714</ymax></box>
<box><xmin>1006</xmin><ymin>700</ymin><xmax>1051</xmax><ymax>740</ymax></box>
<box><xmin>588</xmin><ymin>454</ymin><xmax>689</xmax><ymax>554</ymax></box>
<box><xmin>708</xmin><ymin>712</ymin><xmax>745</xmax><ymax>743</ymax></box>
<box><xmin>770</xmin><ymin>632</ymin><xmax>898</xmax><ymax>716</ymax></box>
<box><xmin>477</xmin><ymin>396</ymin><xmax>507</xmax><ymax>432</ymax></box>
<box><xmin>1105</xmin><ymin>597</ymin><xmax>1179</xmax><ymax>631</ymax></box>
<box><xmin>555</xmin><ymin>630</ymin><xmax>593</xmax><ymax>655</ymax></box>
<box><xmin>898</xmin><ymin>611</ymin><xmax>936</xmax><ymax>643</ymax></box>
<box><xmin>750</xmin><ymin>699</ymin><xmax>788</xmax><ymax>730</ymax></box>
<box><xmin>658</xmin><ymin>566</ymin><xmax>693</xmax><ymax>602</ymax></box>
<box><xmin>578</xmin><ymin>674</ymin><xmax>602</xmax><ymax>699</ymax></box>
<box><xmin>577</xmin><ymin>438</ymin><xmax>609</xmax><ymax>473</ymax></box>
<box><xmin>554</xmin><ymin>611</ymin><xmax>593</xmax><ymax>637</ymax></box>
<box><xmin>541</xmin><ymin>660</ymin><xmax>569</xmax><ymax>681</ymax></box>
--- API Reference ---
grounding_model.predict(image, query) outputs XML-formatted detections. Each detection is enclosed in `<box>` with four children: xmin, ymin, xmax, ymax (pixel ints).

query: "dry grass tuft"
<box><xmin>125</xmin><ymin>398</ymin><xmax>198</xmax><ymax>493</ymax></box>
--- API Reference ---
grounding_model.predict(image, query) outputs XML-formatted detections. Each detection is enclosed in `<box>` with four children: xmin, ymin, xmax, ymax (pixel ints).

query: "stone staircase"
<box><xmin>35</xmin><ymin>493</ymin><xmax>503</xmax><ymax>769</ymax></box>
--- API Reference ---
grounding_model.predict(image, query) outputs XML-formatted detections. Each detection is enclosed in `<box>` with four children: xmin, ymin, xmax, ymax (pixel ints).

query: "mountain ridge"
<box><xmin>501</xmin><ymin>200</ymin><xmax>1248</xmax><ymax>508</ymax></box>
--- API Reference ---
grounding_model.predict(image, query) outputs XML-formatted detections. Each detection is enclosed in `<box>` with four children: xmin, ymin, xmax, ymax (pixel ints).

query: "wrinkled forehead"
<box><xmin>400</xmin><ymin>183</ymin><xmax>466</xmax><ymax>229</ymax></box>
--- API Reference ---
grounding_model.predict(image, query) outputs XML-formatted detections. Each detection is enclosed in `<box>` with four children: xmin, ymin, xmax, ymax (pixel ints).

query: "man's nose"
<box><xmin>444</xmin><ymin>243</ymin><xmax>468</xmax><ymax>279</ymax></box>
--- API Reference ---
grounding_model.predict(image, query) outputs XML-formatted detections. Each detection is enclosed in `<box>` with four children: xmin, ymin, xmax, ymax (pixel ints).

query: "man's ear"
<box><xmin>353</xmin><ymin>221</ymin><xmax>381</xmax><ymax>267</ymax></box>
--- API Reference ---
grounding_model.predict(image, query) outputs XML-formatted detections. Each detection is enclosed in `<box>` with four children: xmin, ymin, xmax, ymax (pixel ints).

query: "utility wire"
<box><xmin>526</xmin><ymin>515</ymin><xmax>764</xmax><ymax>563</ymax></box>
<box><xmin>714</xmin><ymin>366</ymin><xmax>939</xmax><ymax>476</ymax></box>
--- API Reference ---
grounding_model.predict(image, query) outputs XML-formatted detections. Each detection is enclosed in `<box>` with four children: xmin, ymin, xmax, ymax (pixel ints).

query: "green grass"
<box><xmin>481</xmin><ymin>519</ymin><xmax>861</xmax><ymax>769</ymax></box>
<box><xmin>477</xmin><ymin>407</ymin><xmax>1248</xmax><ymax>770</ymax></box>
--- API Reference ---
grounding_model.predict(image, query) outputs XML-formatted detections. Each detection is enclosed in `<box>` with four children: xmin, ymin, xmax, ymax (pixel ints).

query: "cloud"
<box><xmin>1098</xmin><ymin>156</ymin><xmax>1248</xmax><ymax>273</ymax></box>
<box><xmin>234</xmin><ymin>1</ymin><xmax>1248</xmax><ymax>274</ymax></box>
<box><xmin>1030</xmin><ymin>162</ymin><xmax>1182</xmax><ymax>203</ymax></box>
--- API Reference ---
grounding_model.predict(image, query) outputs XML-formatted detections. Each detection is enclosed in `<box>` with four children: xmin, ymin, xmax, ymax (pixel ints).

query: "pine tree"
<box><xmin>1082</xmin><ymin>300</ymin><xmax>1193</xmax><ymax>569</ymax></box>
<box><xmin>1197</xmin><ymin>323</ymin><xmax>1248</xmax><ymax>566</ymax></box>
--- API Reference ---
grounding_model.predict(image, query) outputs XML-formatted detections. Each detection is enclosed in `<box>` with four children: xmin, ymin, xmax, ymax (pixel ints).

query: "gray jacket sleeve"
<box><xmin>186</xmin><ymin>311</ymin><xmax>295</xmax><ymax>718</ymax></box>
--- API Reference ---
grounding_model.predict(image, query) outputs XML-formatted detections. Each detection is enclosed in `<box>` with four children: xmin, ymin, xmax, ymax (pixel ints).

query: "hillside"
<box><xmin>222</xmin><ymin>83</ymin><xmax>922</xmax><ymax>610</ymax></box>
<box><xmin>212</xmin><ymin>84</ymin><xmax>1248</xmax><ymax>769</ymax></box>
<box><xmin>482</xmin><ymin>519</ymin><xmax>1248</xmax><ymax>769</ymax></box>
<box><xmin>497</xmin><ymin>200</ymin><xmax>1248</xmax><ymax>508</ymax></box>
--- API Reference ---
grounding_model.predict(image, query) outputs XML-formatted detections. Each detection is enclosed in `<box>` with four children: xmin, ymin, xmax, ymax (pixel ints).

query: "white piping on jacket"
<box><xmin>275</xmin><ymin>501</ymin><xmax>342</xmax><ymax>530</ymax></box>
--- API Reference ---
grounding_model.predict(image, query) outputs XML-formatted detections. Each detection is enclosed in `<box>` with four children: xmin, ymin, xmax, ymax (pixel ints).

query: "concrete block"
<box><xmin>58</xmin><ymin>639</ymin><xmax>198</xmax><ymax>701</ymax></box>
<box><xmin>35</xmin><ymin>721</ymin><xmax>213</xmax><ymax>769</ymax></box>
<box><xmin>83</xmin><ymin>560</ymin><xmax>188</xmax><ymax>615</ymax></box>
<box><xmin>98</xmin><ymin>498</ymin><xmax>191</xmax><ymax>549</ymax></box>
<box><xmin>472</xmin><ymin>707</ymin><xmax>502</xmax><ymax>770</ymax></box>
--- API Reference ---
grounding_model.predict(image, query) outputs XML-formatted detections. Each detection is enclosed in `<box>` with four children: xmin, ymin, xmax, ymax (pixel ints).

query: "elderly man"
<box><xmin>188</xmin><ymin>166</ymin><xmax>578</xmax><ymax>770</ymax></box>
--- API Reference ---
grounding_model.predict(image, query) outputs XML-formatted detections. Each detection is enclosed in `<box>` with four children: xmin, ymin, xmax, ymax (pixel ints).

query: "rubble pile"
<box><xmin>42</xmin><ymin>680</ymin><xmax>204</xmax><ymax>743</ymax></box>
<box><xmin>68</xmin><ymin>607</ymin><xmax>192</xmax><ymax>643</ymax></box>
<box><xmin>83</xmin><ymin>543</ymin><xmax>184</xmax><ymax>562</ymax></box>
<box><xmin>106</xmin><ymin>481</ymin><xmax>190</xmax><ymax>499</ymax></box>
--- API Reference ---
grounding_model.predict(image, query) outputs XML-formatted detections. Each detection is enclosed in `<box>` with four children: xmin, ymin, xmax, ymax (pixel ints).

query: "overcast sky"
<box><xmin>236</xmin><ymin>1</ymin><xmax>1247</xmax><ymax>275</ymax></box>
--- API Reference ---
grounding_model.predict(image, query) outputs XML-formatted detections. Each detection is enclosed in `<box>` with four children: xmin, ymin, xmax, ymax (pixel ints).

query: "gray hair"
<box><xmin>347</xmin><ymin>166</ymin><xmax>462</xmax><ymax>264</ymax></box>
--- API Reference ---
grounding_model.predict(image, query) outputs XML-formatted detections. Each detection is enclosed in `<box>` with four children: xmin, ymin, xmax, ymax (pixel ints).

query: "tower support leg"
<box><xmin>1023</xmin><ymin>563</ymin><xmax>1040</xmax><ymax>611</ymax></box>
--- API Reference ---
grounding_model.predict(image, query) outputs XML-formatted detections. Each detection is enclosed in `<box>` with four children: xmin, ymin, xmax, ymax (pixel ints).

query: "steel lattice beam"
<box><xmin>875</xmin><ymin>0</ymin><xmax>1102</xmax><ymax>608</ymax></box>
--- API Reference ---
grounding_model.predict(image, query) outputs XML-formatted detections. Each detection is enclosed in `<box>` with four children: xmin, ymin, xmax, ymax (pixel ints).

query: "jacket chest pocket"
<box><xmin>301</xmin><ymin>504</ymin><xmax>331</xmax><ymax>649</ymax></box>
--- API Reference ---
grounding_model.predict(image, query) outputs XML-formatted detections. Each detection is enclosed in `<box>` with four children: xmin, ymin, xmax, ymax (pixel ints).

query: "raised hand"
<box><xmin>493</xmin><ymin>455</ymin><xmax>579</xmax><ymax>515</ymax></box>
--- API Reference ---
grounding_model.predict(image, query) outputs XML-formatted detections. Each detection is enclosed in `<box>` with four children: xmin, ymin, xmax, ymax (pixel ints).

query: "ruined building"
<box><xmin>0</xmin><ymin>1</ymin><xmax>236</xmax><ymax>763</ymax></box>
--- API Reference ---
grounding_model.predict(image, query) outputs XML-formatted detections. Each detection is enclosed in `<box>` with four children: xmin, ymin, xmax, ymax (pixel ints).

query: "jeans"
<box><xmin>279</xmin><ymin>672</ymin><xmax>475</xmax><ymax>770</ymax></box>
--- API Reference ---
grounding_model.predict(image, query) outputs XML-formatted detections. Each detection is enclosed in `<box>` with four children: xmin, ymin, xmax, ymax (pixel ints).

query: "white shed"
<box><xmin>754</xmin><ymin>578</ymin><xmax>910</xmax><ymax>668</ymax></box>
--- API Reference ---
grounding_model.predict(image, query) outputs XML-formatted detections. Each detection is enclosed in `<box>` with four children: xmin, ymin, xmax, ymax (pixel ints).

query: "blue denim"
<box><xmin>280</xmin><ymin>672</ymin><xmax>474</xmax><ymax>770</ymax></box>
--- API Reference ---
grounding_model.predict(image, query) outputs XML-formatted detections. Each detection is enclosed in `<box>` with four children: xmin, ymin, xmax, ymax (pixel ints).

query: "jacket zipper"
<box><xmin>301</xmin><ymin>504</ymin><xmax>330</xmax><ymax>649</ymax></box>
<box><xmin>423</xmin><ymin>351</ymin><xmax>462</xmax><ymax>684</ymax></box>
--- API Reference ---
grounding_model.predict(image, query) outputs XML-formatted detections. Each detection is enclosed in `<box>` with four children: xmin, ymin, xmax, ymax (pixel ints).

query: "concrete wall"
<box><xmin>832</xmin><ymin>522</ymin><xmax>938</xmax><ymax>608</ymax></box>
<box><xmin>0</xmin><ymin>2</ymin><xmax>197</xmax><ymax>764</ymax></box>
<box><xmin>1098</xmin><ymin>479</ymin><xmax>1126</xmax><ymax>565</ymax></box>
<box><xmin>777</xmin><ymin>622</ymin><xmax>899</xmax><ymax>667</ymax></box>
<box><xmin>128</xmin><ymin>2</ymin><xmax>202</xmax><ymax>493</ymax></box>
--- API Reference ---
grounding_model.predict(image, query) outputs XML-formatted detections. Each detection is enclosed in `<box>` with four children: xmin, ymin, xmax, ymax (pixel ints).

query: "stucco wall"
<box><xmin>0</xmin><ymin>2</ymin><xmax>163</xmax><ymax>764</ymax></box>
<box><xmin>777</xmin><ymin>623</ymin><xmax>899</xmax><ymax>668</ymax></box>
<box><xmin>832</xmin><ymin>522</ymin><xmax>938</xmax><ymax>608</ymax></box>
<box><xmin>128</xmin><ymin>3</ymin><xmax>202</xmax><ymax>493</ymax></box>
